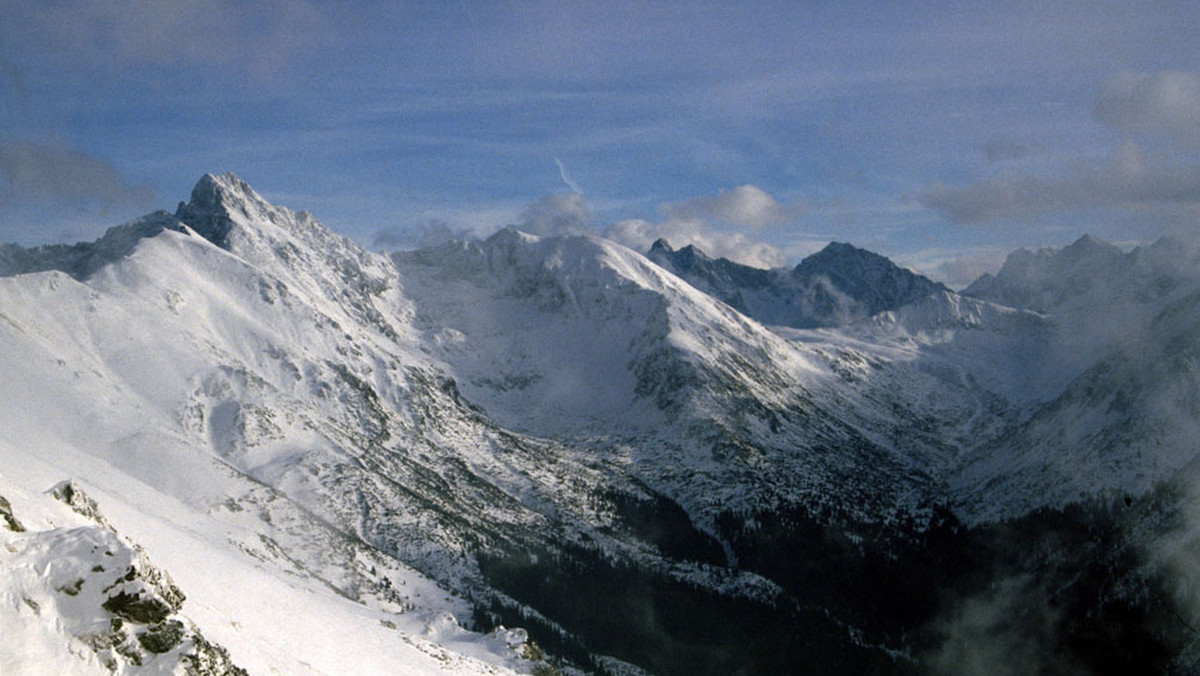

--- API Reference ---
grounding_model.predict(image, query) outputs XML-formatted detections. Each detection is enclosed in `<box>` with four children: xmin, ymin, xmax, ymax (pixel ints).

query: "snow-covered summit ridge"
<box><xmin>647</xmin><ymin>237</ymin><xmax>947</xmax><ymax>328</ymax></box>
<box><xmin>0</xmin><ymin>212</ymin><xmax>188</xmax><ymax>280</ymax></box>
<box><xmin>0</xmin><ymin>172</ymin><xmax>345</xmax><ymax>284</ymax></box>
<box><xmin>789</xmin><ymin>241</ymin><xmax>949</xmax><ymax>316</ymax></box>
<box><xmin>172</xmin><ymin>172</ymin><xmax>357</xmax><ymax>262</ymax></box>
<box><xmin>962</xmin><ymin>233</ymin><xmax>1200</xmax><ymax>313</ymax></box>
<box><xmin>173</xmin><ymin>172</ymin><xmax>278</xmax><ymax>250</ymax></box>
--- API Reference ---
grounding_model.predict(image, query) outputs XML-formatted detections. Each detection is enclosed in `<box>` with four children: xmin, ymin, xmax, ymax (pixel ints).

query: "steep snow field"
<box><xmin>0</xmin><ymin>443</ymin><xmax>530</xmax><ymax>675</ymax></box>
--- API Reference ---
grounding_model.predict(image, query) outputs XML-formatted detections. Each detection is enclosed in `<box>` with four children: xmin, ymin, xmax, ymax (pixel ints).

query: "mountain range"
<box><xmin>3</xmin><ymin>173</ymin><xmax>1199</xmax><ymax>675</ymax></box>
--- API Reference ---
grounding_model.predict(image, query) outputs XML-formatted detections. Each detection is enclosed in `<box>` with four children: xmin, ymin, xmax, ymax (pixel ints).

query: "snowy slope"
<box><xmin>0</xmin><ymin>446</ymin><xmax>533</xmax><ymax>676</ymax></box>
<box><xmin>396</xmin><ymin>228</ymin><xmax>948</xmax><ymax>528</ymax></box>
<box><xmin>1</xmin><ymin>474</ymin><xmax>242</xmax><ymax>676</ymax></box>
<box><xmin>952</xmin><ymin>280</ymin><xmax>1200</xmax><ymax>523</ymax></box>
<box><xmin>0</xmin><ymin>175</ymin><xmax>552</xmax><ymax>676</ymax></box>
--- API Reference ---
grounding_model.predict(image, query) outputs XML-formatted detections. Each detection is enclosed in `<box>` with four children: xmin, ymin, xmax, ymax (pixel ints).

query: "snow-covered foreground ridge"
<box><xmin>0</xmin><ymin>174</ymin><xmax>554</xmax><ymax>675</ymax></box>
<box><xmin>4</xmin><ymin>173</ymin><xmax>1200</xmax><ymax>674</ymax></box>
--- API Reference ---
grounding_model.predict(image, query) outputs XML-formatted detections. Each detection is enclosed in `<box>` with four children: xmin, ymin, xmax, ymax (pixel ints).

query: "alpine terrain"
<box><xmin>3</xmin><ymin>173</ymin><xmax>1200</xmax><ymax>675</ymax></box>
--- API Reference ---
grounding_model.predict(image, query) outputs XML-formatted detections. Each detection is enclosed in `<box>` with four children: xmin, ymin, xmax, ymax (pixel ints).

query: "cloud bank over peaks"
<box><xmin>366</xmin><ymin>184</ymin><xmax>813</xmax><ymax>274</ymax></box>
<box><xmin>370</xmin><ymin>192</ymin><xmax>591</xmax><ymax>251</ymax></box>
<box><xmin>372</xmin><ymin>218</ymin><xmax>475</xmax><ymax>251</ymax></box>
<box><xmin>918</xmin><ymin>140</ymin><xmax>1200</xmax><ymax>223</ymax></box>
<box><xmin>661</xmin><ymin>184</ymin><xmax>796</xmax><ymax>229</ymax></box>
<box><xmin>899</xmin><ymin>247</ymin><xmax>1011</xmax><ymax>290</ymax></box>
<box><xmin>0</xmin><ymin>140</ymin><xmax>156</xmax><ymax>212</ymax></box>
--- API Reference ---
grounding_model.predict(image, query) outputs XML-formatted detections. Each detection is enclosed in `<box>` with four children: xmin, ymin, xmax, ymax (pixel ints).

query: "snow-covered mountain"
<box><xmin>963</xmin><ymin>233</ymin><xmax>1200</xmax><ymax>314</ymax></box>
<box><xmin>4</xmin><ymin>173</ymin><xmax>1199</xmax><ymax>674</ymax></box>
<box><xmin>0</xmin><ymin>175</ymin><xmax>558</xmax><ymax>676</ymax></box>
<box><xmin>647</xmin><ymin>237</ymin><xmax>948</xmax><ymax>328</ymax></box>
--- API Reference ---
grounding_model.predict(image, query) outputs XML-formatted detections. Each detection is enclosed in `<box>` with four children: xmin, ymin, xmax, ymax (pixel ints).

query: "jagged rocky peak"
<box><xmin>182</xmin><ymin>173</ymin><xmax>271</xmax><ymax>219</ymax></box>
<box><xmin>175</xmin><ymin>172</ymin><xmax>283</xmax><ymax>250</ymax></box>
<box><xmin>648</xmin><ymin>237</ymin><xmax>674</xmax><ymax>255</ymax></box>
<box><xmin>646</xmin><ymin>237</ymin><xmax>771</xmax><ymax>288</ymax></box>
<box><xmin>1059</xmin><ymin>233</ymin><xmax>1122</xmax><ymax>261</ymax></box>
<box><xmin>0</xmin><ymin>173</ymin><xmax>296</xmax><ymax>282</ymax></box>
<box><xmin>794</xmin><ymin>241</ymin><xmax>931</xmax><ymax>285</ymax></box>
<box><xmin>788</xmin><ymin>241</ymin><xmax>949</xmax><ymax>313</ymax></box>
<box><xmin>648</xmin><ymin>238</ymin><xmax>713</xmax><ymax>268</ymax></box>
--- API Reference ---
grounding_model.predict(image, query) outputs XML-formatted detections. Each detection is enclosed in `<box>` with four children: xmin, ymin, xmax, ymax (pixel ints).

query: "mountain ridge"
<box><xmin>963</xmin><ymin>232</ymin><xmax>1200</xmax><ymax>313</ymax></box>
<box><xmin>647</xmin><ymin>236</ymin><xmax>948</xmax><ymax>328</ymax></box>
<box><xmin>4</xmin><ymin>174</ymin><xmax>1200</xmax><ymax>674</ymax></box>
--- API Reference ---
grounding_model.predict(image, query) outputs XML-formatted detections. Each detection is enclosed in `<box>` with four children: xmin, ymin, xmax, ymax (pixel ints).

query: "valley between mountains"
<box><xmin>3</xmin><ymin>173</ymin><xmax>1200</xmax><ymax>675</ymax></box>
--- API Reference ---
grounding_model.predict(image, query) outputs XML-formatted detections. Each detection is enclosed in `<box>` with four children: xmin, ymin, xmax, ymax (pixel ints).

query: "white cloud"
<box><xmin>602</xmin><ymin>185</ymin><xmax>803</xmax><ymax>268</ymax></box>
<box><xmin>1095</xmin><ymin>70</ymin><xmax>1200</xmax><ymax>147</ymax></box>
<box><xmin>661</xmin><ymin>185</ymin><xmax>795</xmax><ymax>229</ymax></box>
<box><xmin>898</xmin><ymin>247</ymin><xmax>1010</xmax><ymax>289</ymax></box>
<box><xmin>919</xmin><ymin>141</ymin><xmax>1200</xmax><ymax>223</ymax></box>
<box><xmin>517</xmin><ymin>192</ymin><xmax>591</xmax><ymax>236</ymax></box>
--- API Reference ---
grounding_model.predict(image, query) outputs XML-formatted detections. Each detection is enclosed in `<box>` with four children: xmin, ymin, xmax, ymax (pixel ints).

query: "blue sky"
<box><xmin>2</xmin><ymin>1</ymin><xmax>1200</xmax><ymax>286</ymax></box>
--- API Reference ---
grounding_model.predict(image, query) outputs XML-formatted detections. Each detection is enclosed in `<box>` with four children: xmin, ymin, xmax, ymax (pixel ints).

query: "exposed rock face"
<box><xmin>50</xmin><ymin>480</ymin><xmax>114</xmax><ymax>530</ymax></box>
<box><xmin>0</xmin><ymin>494</ymin><xmax>24</xmax><ymax>532</ymax></box>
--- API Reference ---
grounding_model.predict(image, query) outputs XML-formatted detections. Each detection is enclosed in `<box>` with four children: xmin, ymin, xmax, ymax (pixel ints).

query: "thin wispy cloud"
<box><xmin>920</xmin><ymin>141</ymin><xmax>1200</xmax><ymax>223</ymax></box>
<box><xmin>0</xmin><ymin>0</ymin><xmax>329</xmax><ymax>80</ymax></box>
<box><xmin>555</xmin><ymin>157</ymin><xmax>583</xmax><ymax>195</ymax></box>
<box><xmin>985</xmin><ymin>139</ymin><xmax>1042</xmax><ymax>164</ymax></box>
